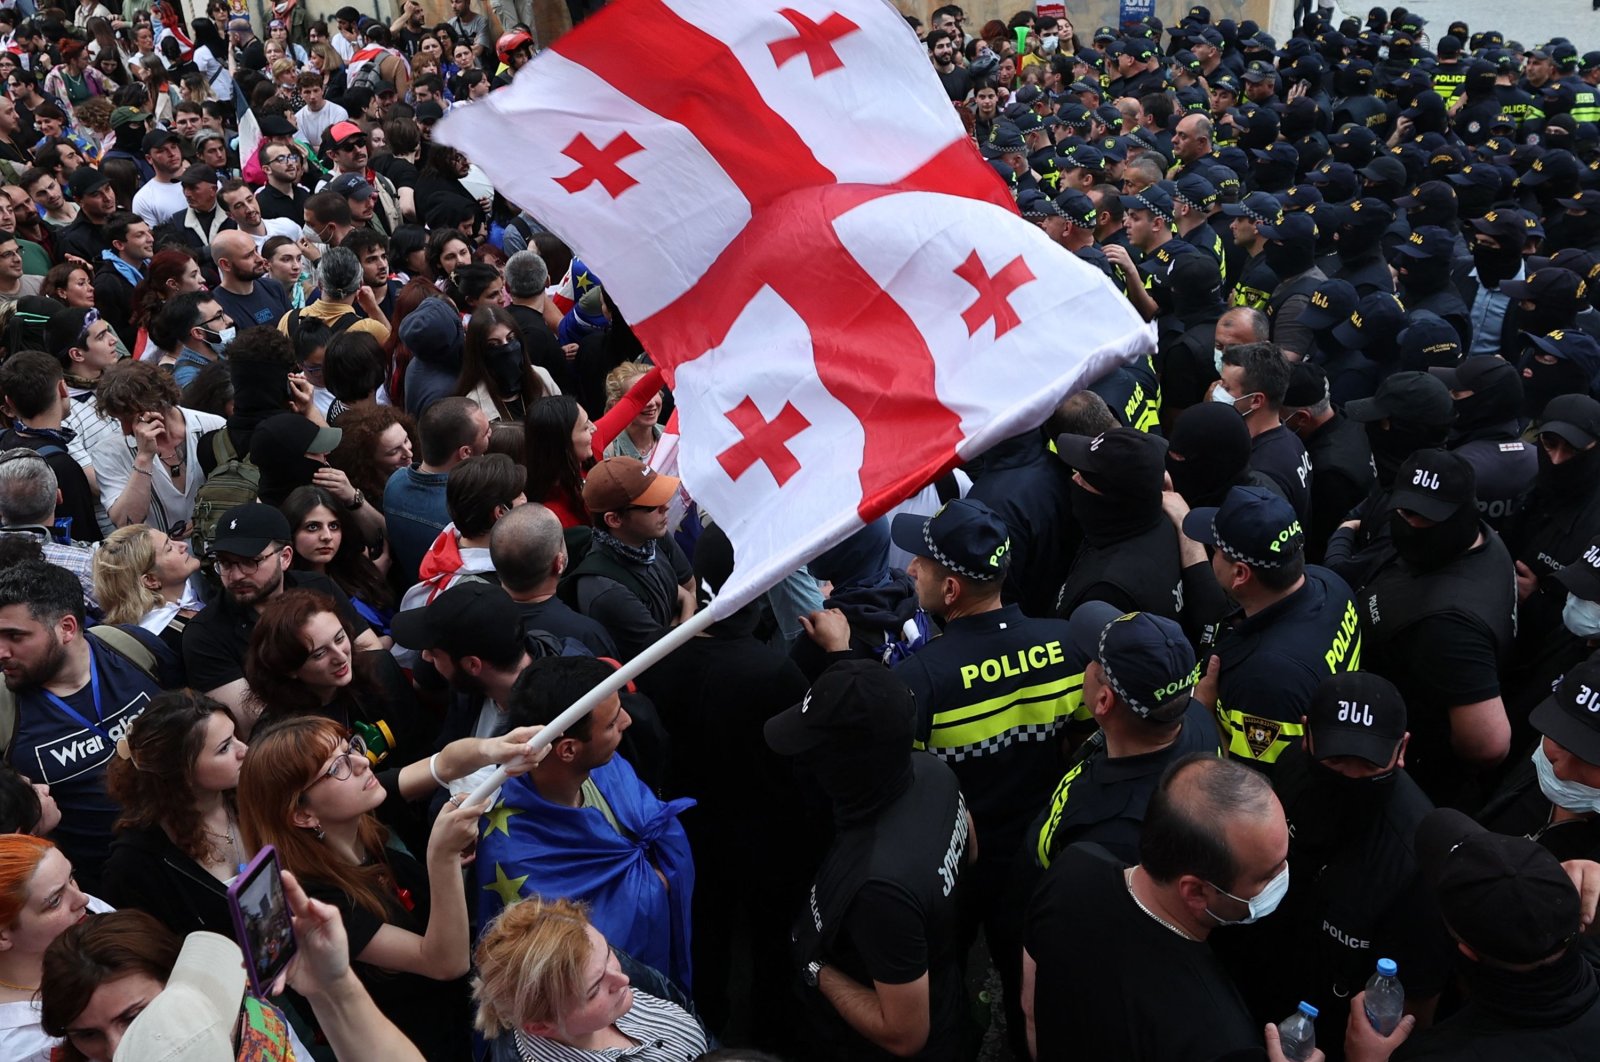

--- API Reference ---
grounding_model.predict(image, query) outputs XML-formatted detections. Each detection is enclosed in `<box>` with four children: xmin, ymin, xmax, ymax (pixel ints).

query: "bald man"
<box><xmin>1170</xmin><ymin>113</ymin><xmax>1214</xmax><ymax>179</ymax></box>
<box><xmin>210</xmin><ymin>229</ymin><xmax>290</xmax><ymax>329</ymax></box>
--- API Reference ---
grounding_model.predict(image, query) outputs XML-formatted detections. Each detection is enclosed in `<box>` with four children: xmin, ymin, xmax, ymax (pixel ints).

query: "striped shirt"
<box><xmin>512</xmin><ymin>992</ymin><xmax>706</xmax><ymax>1062</ymax></box>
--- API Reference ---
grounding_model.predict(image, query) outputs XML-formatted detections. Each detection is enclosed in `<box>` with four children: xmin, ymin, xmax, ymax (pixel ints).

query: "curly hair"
<box><xmin>95</xmin><ymin>359</ymin><xmax>181</xmax><ymax>421</ymax></box>
<box><xmin>327</xmin><ymin>402</ymin><xmax>416</xmax><ymax>502</ymax></box>
<box><xmin>105</xmin><ymin>690</ymin><xmax>236</xmax><ymax>865</ymax></box>
<box><xmin>244</xmin><ymin>588</ymin><xmax>377</xmax><ymax>727</ymax></box>
<box><xmin>90</xmin><ymin>525</ymin><xmax>165</xmax><ymax>625</ymax></box>
<box><xmin>237</xmin><ymin>716</ymin><xmax>394</xmax><ymax>920</ymax></box>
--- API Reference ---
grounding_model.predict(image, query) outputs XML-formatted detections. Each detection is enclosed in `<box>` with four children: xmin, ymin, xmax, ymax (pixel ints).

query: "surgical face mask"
<box><xmin>1211</xmin><ymin>384</ymin><xmax>1240</xmax><ymax>407</ymax></box>
<box><xmin>1041</xmin><ymin>34</ymin><xmax>1059</xmax><ymax>54</ymax></box>
<box><xmin>1564</xmin><ymin>593</ymin><xmax>1600</xmax><ymax>639</ymax></box>
<box><xmin>1206</xmin><ymin>862</ymin><xmax>1289</xmax><ymax>925</ymax></box>
<box><xmin>202</xmin><ymin>325</ymin><xmax>235</xmax><ymax>352</ymax></box>
<box><xmin>1213</xmin><ymin>346</ymin><xmax>1226</xmax><ymax>376</ymax></box>
<box><xmin>1533</xmin><ymin>741</ymin><xmax>1600</xmax><ymax>813</ymax></box>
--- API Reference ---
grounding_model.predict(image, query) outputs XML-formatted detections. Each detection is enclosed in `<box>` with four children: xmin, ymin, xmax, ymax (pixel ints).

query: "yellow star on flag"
<box><xmin>574</xmin><ymin>271</ymin><xmax>594</xmax><ymax>292</ymax></box>
<box><xmin>484</xmin><ymin>862</ymin><xmax>528</xmax><ymax>908</ymax></box>
<box><xmin>482</xmin><ymin>799</ymin><xmax>522</xmax><ymax>838</ymax></box>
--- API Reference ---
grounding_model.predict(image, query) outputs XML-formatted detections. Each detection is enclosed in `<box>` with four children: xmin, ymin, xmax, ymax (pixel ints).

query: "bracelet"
<box><xmin>429</xmin><ymin>753</ymin><xmax>446</xmax><ymax>788</ymax></box>
<box><xmin>132</xmin><ymin>466</ymin><xmax>153</xmax><ymax>477</ymax></box>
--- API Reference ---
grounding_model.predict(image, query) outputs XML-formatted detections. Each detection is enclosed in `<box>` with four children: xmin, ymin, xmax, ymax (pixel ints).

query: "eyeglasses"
<box><xmin>215</xmin><ymin>548</ymin><xmax>280</xmax><ymax>574</ymax></box>
<box><xmin>201</xmin><ymin>309</ymin><xmax>229</xmax><ymax>328</ymax></box>
<box><xmin>266</xmin><ymin>153</ymin><xmax>296</xmax><ymax>165</ymax></box>
<box><xmin>313</xmin><ymin>736</ymin><xmax>368</xmax><ymax>785</ymax></box>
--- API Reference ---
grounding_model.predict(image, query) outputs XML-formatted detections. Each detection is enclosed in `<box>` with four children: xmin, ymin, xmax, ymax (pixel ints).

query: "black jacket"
<box><xmin>100</xmin><ymin>822</ymin><xmax>233</xmax><ymax>938</ymax></box>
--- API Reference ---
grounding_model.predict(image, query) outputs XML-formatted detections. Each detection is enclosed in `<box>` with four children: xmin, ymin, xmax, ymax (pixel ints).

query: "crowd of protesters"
<box><xmin>0</xmin><ymin>0</ymin><xmax>1599</xmax><ymax>1061</ymax></box>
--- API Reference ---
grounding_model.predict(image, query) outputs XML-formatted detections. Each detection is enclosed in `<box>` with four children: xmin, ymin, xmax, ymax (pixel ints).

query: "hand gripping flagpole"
<box><xmin>462</xmin><ymin>596</ymin><xmax>720</xmax><ymax>807</ymax></box>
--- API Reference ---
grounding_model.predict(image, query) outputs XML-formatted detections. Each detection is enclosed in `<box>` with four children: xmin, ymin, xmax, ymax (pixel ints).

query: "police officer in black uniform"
<box><xmin>767</xmin><ymin>661</ymin><xmax>972</xmax><ymax>1062</ymax></box>
<box><xmin>1183</xmin><ymin>484</ymin><xmax>1362</xmax><ymax>772</ymax></box>
<box><xmin>1214</xmin><ymin>672</ymin><xmax>1454</xmax><ymax>1061</ymax></box>
<box><xmin>1392</xmin><ymin>227</ymin><xmax>1474</xmax><ymax>348</ymax></box>
<box><xmin>1257</xmin><ymin>213</ymin><xmax>1330</xmax><ymax>359</ymax></box>
<box><xmin>1281</xmin><ymin>361</ymin><xmax>1376</xmax><ymax>563</ymax></box>
<box><xmin>1352</xmin><ymin>448</ymin><xmax>1517</xmax><ymax>806</ymax></box>
<box><xmin>1431</xmin><ymin>356</ymin><xmax>1535</xmax><ymax>530</ymax></box>
<box><xmin>1055</xmin><ymin>428</ymin><xmax>1187</xmax><ymax>621</ymax></box>
<box><xmin>1221</xmin><ymin>190</ymin><xmax>1284</xmax><ymax>312</ymax></box>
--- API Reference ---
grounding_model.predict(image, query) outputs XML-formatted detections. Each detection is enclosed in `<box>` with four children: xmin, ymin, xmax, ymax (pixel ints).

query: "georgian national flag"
<box><xmin>438</xmin><ymin>0</ymin><xmax>1154</xmax><ymax>614</ymax></box>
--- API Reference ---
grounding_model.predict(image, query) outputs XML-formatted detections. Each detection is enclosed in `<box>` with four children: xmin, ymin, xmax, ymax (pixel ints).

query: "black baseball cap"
<box><xmin>1096</xmin><ymin>612</ymin><xmax>1200</xmax><ymax>724</ymax></box>
<box><xmin>1537</xmin><ymin>393</ymin><xmax>1600</xmax><ymax>448</ymax></box>
<box><xmin>1255</xmin><ymin>212</ymin><xmax>1316</xmax><ymax>247</ymax></box>
<box><xmin>1391</xmin><ymin>225</ymin><xmax>1455</xmax><ymax>261</ymax></box>
<box><xmin>1307</xmin><ymin>672</ymin><xmax>1407</xmax><ymax>765</ymax></box>
<box><xmin>1282</xmin><ymin>361</ymin><xmax>1330</xmax><ymax>408</ymax></box>
<box><xmin>210</xmin><ymin>503</ymin><xmax>291</xmax><ymax>556</ymax></box>
<box><xmin>1296</xmin><ymin>278</ymin><xmax>1360</xmax><ymax>332</ymax></box>
<box><xmin>1468</xmin><ymin>208</ymin><xmax>1529</xmax><ymax>246</ymax></box>
<box><xmin>889</xmin><ymin>499</ymin><xmax>1011</xmax><ymax>582</ymax></box>
<box><xmin>67</xmin><ymin>166</ymin><xmax>111</xmax><ymax>199</ymax></box>
<box><xmin>764</xmin><ymin>659</ymin><xmax>915</xmax><ymax>756</ymax></box>
<box><xmin>391</xmin><ymin>580</ymin><xmax>524</xmax><ymax>661</ymax></box>
<box><xmin>1498</xmin><ymin>268</ymin><xmax>1588</xmax><ymax>313</ymax></box>
<box><xmin>1518</xmin><ymin>149</ymin><xmax>1581</xmax><ymax>188</ymax></box>
<box><xmin>1332</xmin><ymin>291</ymin><xmax>1407</xmax><ymax>350</ymax></box>
<box><xmin>1120</xmin><ymin>184</ymin><xmax>1176</xmax><ymax>222</ymax></box>
<box><xmin>1053</xmin><ymin>189</ymin><xmax>1098</xmax><ymax>229</ymax></box>
<box><xmin>140</xmin><ymin>128</ymin><xmax>179</xmax><ymax>154</ymax></box>
<box><xmin>1343</xmin><ymin>371</ymin><xmax>1455</xmax><ymax>426</ymax></box>
<box><xmin>1430</xmin><ymin>355</ymin><xmax>1519</xmax><ymax>395</ymax></box>
<box><xmin>1398</xmin><ymin>317</ymin><xmax>1463</xmax><ymax>370</ymax></box>
<box><xmin>1388</xmin><ymin>448</ymin><xmax>1475</xmax><ymax>521</ymax></box>
<box><xmin>1183</xmin><ymin>485</ymin><xmax>1305</xmax><ymax>568</ymax></box>
<box><xmin>1219</xmin><ymin>190</ymin><xmax>1283</xmax><ymax>225</ymax></box>
<box><xmin>1416</xmin><ymin>808</ymin><xmax>1581</xmax><ymax>964</ymax></box>
<box><xmin>1534</xmin><ymin>660</ymin><xmax>1600</xmax><ymax>764</ymax></box>
<box><xmin>258</xmin><ymin>114</ymin><xmax>296</xmax><ymax>138</ymax></box>
<box><xmin>1055</xmin><ymin>428</ymin><xmax>1169</xmax><ymax>494</ymax></box>
<box><xmin>1555</xmin><ymin>536</ymin><xmax>1600</xmax><ymax>606</ymax></box>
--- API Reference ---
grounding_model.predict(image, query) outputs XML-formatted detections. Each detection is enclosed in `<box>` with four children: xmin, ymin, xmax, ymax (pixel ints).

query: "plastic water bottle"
<box><xmin>1277</xmin><ymin>1001</ymin><xmax>1318</xmax><ymax>1061</ymax></box>
<box><xmin>1364</xmin><ymin>958</ymin><xmax>1406</xmax><ymax>1035</ymax></box>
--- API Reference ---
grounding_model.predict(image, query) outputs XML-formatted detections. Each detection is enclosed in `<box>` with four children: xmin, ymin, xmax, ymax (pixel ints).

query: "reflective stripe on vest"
<box><xmin>1217</xmin><ymin>702</ymin><xmax>1306</xmax><ymax>763</ymax></box>
<box><xmin>923</xmin><ymin>673</ymin><xmax>1082</xmax><ymax>759</ymax></box>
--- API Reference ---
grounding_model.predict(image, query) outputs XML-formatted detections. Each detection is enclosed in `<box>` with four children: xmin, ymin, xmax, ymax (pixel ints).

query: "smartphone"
<box><xmin>228</xmin><ymin>846</ymin><xmax>297</xmax><ymax>997</ymax></box>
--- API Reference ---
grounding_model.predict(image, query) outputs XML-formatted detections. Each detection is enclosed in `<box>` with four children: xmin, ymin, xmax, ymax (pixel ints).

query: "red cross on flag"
<box><xmin>437</xmin><ymin>0</ymin><xmax>1154</xmax><ymax>616</ymax></box>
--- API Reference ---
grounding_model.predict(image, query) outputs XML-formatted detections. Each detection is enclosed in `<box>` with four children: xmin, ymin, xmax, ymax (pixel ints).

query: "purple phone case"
<box><xmin>227</xmin><ymin>845</ymin><xmax>296</xmax><ymax>997</ymax></box>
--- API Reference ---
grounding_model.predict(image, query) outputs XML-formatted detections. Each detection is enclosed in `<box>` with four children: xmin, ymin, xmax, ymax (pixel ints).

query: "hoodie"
<box><xmin>400</xmin><ymin>297</ymin><xmax>465</xmax><ymax>417</ymax></box>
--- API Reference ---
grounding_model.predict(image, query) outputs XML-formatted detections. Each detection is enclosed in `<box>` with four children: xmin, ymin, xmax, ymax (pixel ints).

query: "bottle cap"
<box><xmin>1377</xmin><ymin>958</ymin><xmax>1398</xmax><ymax>977</ymax></box>
<box><xmin>1298</xmin><ymin>1002</ymin><xmax>1320</xmax><ymax>1018</ymax></box>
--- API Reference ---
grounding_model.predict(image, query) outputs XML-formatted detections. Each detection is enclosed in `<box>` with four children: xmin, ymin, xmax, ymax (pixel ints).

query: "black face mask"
<box><xmin>795</xmin><ymin>743</ymin><xmax>913</xmax><ymax>827</ymax></box>
<box><xmin>1453</xmin><ymin>386</ymin><xmax>1521</xmax><ymax>433</ymax></box>
<box><xmin>1398</xmin><ymin>256</ymin><xmax>1451</xmax><ymax>294</ymax></box>
<box><xmin>1549</xmin><ymin>210</ymin><xmax>1600</xmax><ymax>253</ymax></box>
<box><xmin>485</xmin><ymin>339</ymin><xmax>525</xmax><ymax>395</ymax></box>
<box><xmin>1071</xmin><ymin>479</ymin><xmax>1163</xmax><ymax>546</ymax></box>
<box><xmin>1367</xmin><ymin>422</ymin><xmax>1449</xmax><ymax>487</ymax></box>
<box><xmin>1336</xmin><ymin>228</ymin><xmax>1381</xmax><ymax>262</ymax></box>
<box><xmin>1263</xmin><ymin>239</ymin><xmax>1314</xmax><ymax>277</ymax></box>
<box><xmin>1471</xmin><ymin>243</ymin><xmax>1524</xmax><ymax>289</ymax></box>
<box><xmin>1389</xmin><ymin>504</ymin><xmax>1480</xmax><ymax>570</ymax></box>
<box><xmin>1536</xmin><ymin>440</ymin><xmax>1600</xmax><ymax>496</ymax></box>
<box><xmin>1292</xmin><ymin>758</ymin><xmax>1398</xmax><ymax>852</ymax></box>
<box><xmin>1520</xmin><ymin>356</ymin><xmax>1591</xmax><ymax>420</ymax></box>
<box><xmin>1520</xmin><ymin>301</ymin><xmax>1579</xmax><ymax>339</ymax></box>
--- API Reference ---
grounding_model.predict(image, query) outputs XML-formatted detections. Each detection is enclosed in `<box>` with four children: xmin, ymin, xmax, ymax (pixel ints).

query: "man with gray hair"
<box><xmin>276</xmin><ymin>245</ymin><xmax>391</xmax><ymax>344</ymax></box>
<box><xmin>504</xmin><ymin>249</ymin><xmax>570</xmax><ymax>389</ymax></box>
<box><xmin>490</xmin><ymin>502</ymin><xmax>617</xmax><ymax>656</ymax></box>
<box><xmin>0</xmin><ymin>449</ymin><xmax>98</xmax><ymax>609</ymax></box>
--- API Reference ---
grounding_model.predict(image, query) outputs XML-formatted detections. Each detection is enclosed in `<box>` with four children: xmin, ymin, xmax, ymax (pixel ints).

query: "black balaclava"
<box><xmin>1535</xmin><ymin>433</ymin><xmax>1600</xmax><ymax>497</ymax></box>
<box><xmin>1549</xmin><ymin>209</ymin><xmax>1600</xmax><ymax>254</ymax></box>
<box><xmin>1453</xmin><ymin>370</ymin><xmax>1523</xmax><ymax>433</ymax></box>
<box><xmin>1398</xmin><ymin>254</ymin><xmax>1453</xmax><ymax>296</ymax></box>
<box><xmin>1389</xmin><ymin>498</ymin><xmax>1481</xmax><ymax>571</ymax></box>
<box><xmin>1471</xmin><ymin>240</ymin><xmax>1524</xmax><ymax>289</ymax></box>
<box><xmin>796</xmin><ymin>741</ymin><xmax>913</xmax><ymax>828</ymax></box>
<box><xmin>1520</xmin><ymin>302</ymin><xmax>1580</xmax><ymax>341</ymax></box>
<box><xmin>485</xmin><ymin>339</ymin><xmax>527</xmax><ymax>397</ymax></box>
<box><xmin>1520</xmin><ymin>353</ymin><xmax>1593</xmax><ymax>421</ymax></box>
<box><xmin>249</xmin><ymin>413</ymin><xmax>328</xmax><ymax>507</ymax></box>
<box><xmin>1167</xmin><ymin>403</ymin><xmax>1254</xmax><ymax>508</ymax></box>
<box><xmin>1264</xmin><ymin>236</ymin><xmax>1315</xmax><ymax>276</ymax></box>
<box><xmin>1367</xmin><ymin>421</ymin><xmax>1450</xmax><ymax>487</ymax></box>
<box><xmin>1072</xmin><ymin>456</ymin><xmax>1165</xmax><ymax>546</ymax></box>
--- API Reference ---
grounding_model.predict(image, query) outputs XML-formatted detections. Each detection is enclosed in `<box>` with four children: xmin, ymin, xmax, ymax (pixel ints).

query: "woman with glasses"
<box><xmin>91</xmin><ymin>524</ymin><xmax>203</xmax><ymax>659</ymax></box>
<box><xmin>238</xmin><ymin>716</ymin><xmax>541</xmax><ymax>1059</ymax></box>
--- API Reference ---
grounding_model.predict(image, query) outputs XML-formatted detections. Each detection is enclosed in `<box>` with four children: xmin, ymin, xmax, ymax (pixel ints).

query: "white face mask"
<box><xmin>1534</xmin><ymin>742</ymin><xmax>1600</xmax><ymax>814</ymax></box>
<box><xmin>1564</xmin><ymin>593</ymin><xmax>1600</xmax><ymax>639</ymax></box>
<box><xmin>1211</xmin><ymin>384</ymin><xmax>1240</xmax><ymax>408</ymax></box>
<box><xmin>1206</xmin><ymin>863</ymin><xmax>1289</xmax><ymax>925</ymax></box>
<box><xmin>1041</xmin><ymin>34</ymin><xmax>1059</xmax><ymax>54</ymax></box>
<box><xmin>1214</xmin><ymin>347</ymin><xmax>1226</xmax><ymax>376</ymax></box>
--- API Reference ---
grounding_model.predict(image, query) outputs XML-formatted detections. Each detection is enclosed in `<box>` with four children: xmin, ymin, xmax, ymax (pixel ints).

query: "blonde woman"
<box><xmin>91</xmin><ymin>524</ymin><xmax>203</xmax><ymax>658</ymax></box>
<box><xmin>473</xmin><ymin>897</ymin><xmax>708</xmax><ymax>1062</ymax></box>
<box><xmin>601</xmin><ymin>361</ymin><xmax>663</xmax><ymax>461</ymax></box>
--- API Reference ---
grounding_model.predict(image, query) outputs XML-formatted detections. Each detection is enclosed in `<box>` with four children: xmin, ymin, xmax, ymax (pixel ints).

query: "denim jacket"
<box><xmin>383</xmin><ymin>465</ymin><xmax>449</xmax><ymax>585</ymax></box>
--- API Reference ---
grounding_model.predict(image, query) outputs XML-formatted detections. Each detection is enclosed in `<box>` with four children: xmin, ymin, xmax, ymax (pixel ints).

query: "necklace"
<box><xmin>203</xmin><ymin>813</ymin><xmax>240</xmax><ymax>865</ymax></box>
<box><xmin>0</xmin><ymin>973</ymin><xmax>38</xmax><ymax>991</ymax></box>
<box><xmin>1124</xmin><ymin>867</ymin><xmax>1197</xmax><ymax>940</ymax></box>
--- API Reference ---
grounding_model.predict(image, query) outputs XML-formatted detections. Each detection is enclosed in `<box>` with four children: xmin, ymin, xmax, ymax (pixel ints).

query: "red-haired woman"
<box><xmin>0</xmin><ymin>835</ymin><xmax>98</xmax><ymax>1062</ymax></box>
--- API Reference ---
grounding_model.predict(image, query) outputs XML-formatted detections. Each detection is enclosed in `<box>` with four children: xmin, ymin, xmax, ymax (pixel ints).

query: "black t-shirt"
<box><xmin>302</xmin><ymin>847</ymin><xmax>471</xmax><ymax>1060</ymax></box>
<box><xmin>0</xmin><ymin>427</ymin><xmax>102</xmax><ymax>543</ymax></box>
<box><xmin>936</xmin><ymin>65</ymin><xmax>973</xmax><ymax>102</ymax></box>
<box><xmin>1026</xmin><ymin>844</ymin><xmax>1266</xmax><ymax>1061</ymax></box>
<box><xmin>211</xmin><ymin>277</ymin><xmax>290</xmax><ymax>330</ymax></box>
<box><xmin>255</xmin><ymin>182</ymin><xmax>310</xmax><ymax>225</ymax></box>
<box><xmin>182</xmin><ymin>571</ymin><xmax>372</xmax><ymax>691</ymax></box>
<box><xmin>370</xmin><ymin>153</ymin><xmax>419</xmax><ymax>192</ymax></box>
<box><xmin>1250</xmin><ymin>424</ymin><xmax>1313</xmax><ymax>520</ymax></box>
<box><xmin>506</xmin><ymin>303</ymin><xmax>570</xmax><ymax>390</ymax></box>
<box><xmin>513</xmin><ymin>596</ymin><xmax>618</xmax><ymax>657</ymax></box>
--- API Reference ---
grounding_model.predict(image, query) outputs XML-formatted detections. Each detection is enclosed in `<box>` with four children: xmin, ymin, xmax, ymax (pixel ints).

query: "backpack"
<box><xmin>0</xmin><ymin>625</ymin><xmax>158</xmax><ymax>756</ymax></box>
<box><xmin>191</xmin><ymin>430</ymin><xmax>260</xmax><ymax>558</ymax></box>
<box><xmin>348</xmin><ymin>51</ymin><xmax>391</xmax><ymax>94</ymax></box>
<box><xmin>285</xmin><ymin>306</ymin><xmax>357</xmax><ymax>344</ymax></box>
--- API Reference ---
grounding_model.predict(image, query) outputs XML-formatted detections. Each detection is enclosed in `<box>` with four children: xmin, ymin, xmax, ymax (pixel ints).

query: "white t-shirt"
<box><xmin>85</xmin><ymin>407</ymin><xmax>226</xmax><ymax>538</ymax></box>
<box><xmin>294</xmin><ymin>100</ymin><xmax>348</xmax><ymax>150</ymax></box>
<box><xmin>131</xmin><ymin>178</ymin><xmax>188</xmax><ymax>228</ymax></box>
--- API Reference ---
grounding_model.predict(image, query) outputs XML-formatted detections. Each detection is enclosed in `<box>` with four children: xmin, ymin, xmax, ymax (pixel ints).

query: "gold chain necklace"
<box><xmin>1124</xmin><ymin>867</ymin><xmax>1197</xmax><ymax>940</ymax></box>
<box><xmin>0</xmin><ymin>973</ymin><xmax>38</xmax><ymax>991</ymax></box>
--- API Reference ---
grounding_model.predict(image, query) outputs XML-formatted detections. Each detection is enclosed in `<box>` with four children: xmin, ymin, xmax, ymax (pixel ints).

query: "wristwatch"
<box><xmin>346</xmin><ymin>489</ymin><xmax>365</xmax><ymax>511</ymax></box>
<box><xmin>803</xmin><ymin>960</ymin><xmax>824</xmax><ymax>987</ymax></box>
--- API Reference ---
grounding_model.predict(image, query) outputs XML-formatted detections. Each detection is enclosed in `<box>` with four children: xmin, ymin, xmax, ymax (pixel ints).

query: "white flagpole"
<box><xmin>463</xmin><ymin>605</ymin><xmax>719</xmax><ymax>806</ymax></box>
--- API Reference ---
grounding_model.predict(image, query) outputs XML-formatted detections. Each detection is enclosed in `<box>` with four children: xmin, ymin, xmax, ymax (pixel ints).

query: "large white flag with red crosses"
<box><xmin>438</xmin><ymin>0</ymin><xmax>1154</xmax><ymax>615</ymax></box>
